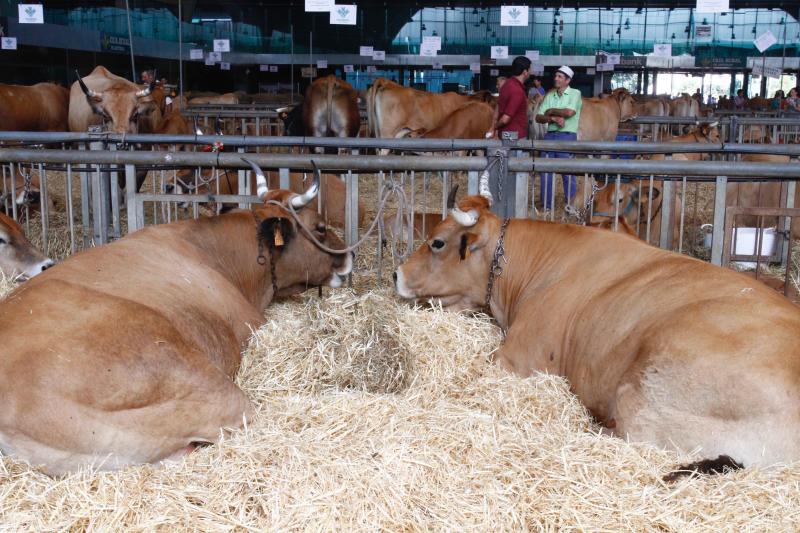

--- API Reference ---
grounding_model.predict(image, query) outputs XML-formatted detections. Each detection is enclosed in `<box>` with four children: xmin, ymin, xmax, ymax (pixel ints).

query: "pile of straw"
<box><xmin>2</xmin><ymin>285</ymin><xmax>800</xmax><ymax>530</ymax></box>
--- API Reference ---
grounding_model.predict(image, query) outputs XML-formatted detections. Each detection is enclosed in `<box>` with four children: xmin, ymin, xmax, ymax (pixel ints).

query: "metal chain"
<box><xmin>255</xmin><ymin>228</ymin><xmax>278</xmax><ymax>298</ymax></box>
<box><xmin>495</xmin><ymin>151</ymin><xmax>505</xmax><ymax>205</ymax></box>
<box><xmin>564</xmin><ymin>175</ymin><xmax>607</xmax><ymax>224</ymax></box>
<box><xmin>484</xmin><ymin>217</ymin><xmax>511</xmax><ymax>311</ymax></box>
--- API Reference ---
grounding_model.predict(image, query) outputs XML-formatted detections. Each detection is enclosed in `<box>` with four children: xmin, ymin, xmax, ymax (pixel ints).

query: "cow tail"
<box><xmin>366</xmin><ymin>78</ymin><xmax>382</xmax><ymax>139</ymax></box>
<box><xmin>326</xmin><ymin>76</ymin><xmax>334</xmax><ymax>136</ymax></box>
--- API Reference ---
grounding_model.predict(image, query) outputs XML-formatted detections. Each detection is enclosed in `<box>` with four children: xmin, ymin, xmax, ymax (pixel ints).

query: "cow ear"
<box><xmin>459</xmin><ymin>232</ymin><xmax>480</xmax><ymax>260</ymax></box>
<box><xmin>258</xmin><ymin>216</ymin><xmax>295</xmax><ymax>250</ymax></box>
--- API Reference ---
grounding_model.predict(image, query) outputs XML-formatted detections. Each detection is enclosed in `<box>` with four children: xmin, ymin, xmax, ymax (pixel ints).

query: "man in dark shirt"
<box><xmin>487</xmin><ymin>56</ymin><xmax>531</xmax><ymax>140</ymax></box>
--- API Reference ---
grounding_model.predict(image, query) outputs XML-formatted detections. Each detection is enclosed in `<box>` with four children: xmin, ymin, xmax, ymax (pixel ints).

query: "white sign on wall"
<box><xmin>422</xmin><ymin>35</ymin><xmax>442</xmax><ymax>51</ymax></box>
<box><xmin>695</xmin><ymin>25</ymin><xmax>713</xmax><ymax>42</ymax></box>
<box><xmin>220</xmin><ymin>62</ymin><xmax>230</xmax><ymax>70</ymax></box>
<box><xmin>432</xmin><ymin>61</ymin><xmax>443</xmax><ymax>70</ymax></box>
<box><xmin>204</xmin><ymin>56</ymin><xmax>215</xmax><ymax>66</ymax></box>
<box><xmin>213</xmin><ymin>39</ymin><xmax>230</xmax><ymax>52</ymax></box>
<box><xmin>270</xmin><ymin>65</ymin><xmax>278</xmax><ymax>73</ymax></box>
<box><xmin>359</xmin><ymin>46</ymin><xmax>373</xmax><ymax>56</ymax></box>
<box><xmin>344</xmin><ymin>64</ymin><xmax>354</xmax><ymax>73</ymax></box>
<box><xmin>366</xmin><ymin>65</ymin><xmax>377</xmax><ymax>73</ymax></box>
<box><xmin>753</xmin><ymin>30</ymin><xmax>777</xmax><ymax>53</ymax></box>
<box><xmin>2</xmin><ymin>37</ymin><xmax>18</xmax><ymax>50</ymax></box>
<box><xmin>587</xmin><ymin>68</ymin><xmax>596</xmax><ymax>75</ymax></box>
<box><xmin>653</xmin><ymin>43</ymin><xmax>672</xmax><ymax>57</ymax></box>
<box><xmin>18</xmin><ymin>4</ymin><xmax>44</xmax><ymax>24</ymax></box>
<box><xmin>531</xmin><ymin>63</ymin><xmax>545</xmax><ymax>75</ymax></box>
<box><xmin>190</xmin><ymin>49</ymin><xmax>204</xmax><ymax>60</ymax></box>
<box><xmin>695</xmin><ymin>0</ymin><xmax>729</xmax><ymax>13</ymax></box>
<box><xmin>491</xmin><ymin>46</ymin><xmax>509</xmax><ymax>59</ymax></box>
<box><xmin>420</xmin><ymin>42</ymin><xmax>438</xmax><ymax>57</ymax></box>
<box><xmin>500</xmin><ymin>5</ymin><xmax>529</xmax><ymax>27</ymax></box>
<box><xmin>208</xmin><ymin>51</ymin><xmax>222</xmax><ymax>62</ymax></box>
<box><xmin>305</xmin><ymin>0</ymin><xmax>334</xmax><ymax>12</ymax></box>
<box><xmin>372</xmin><ymin>50</ymin><xmax>386</xmax><ymax>61</ymax></box>
<box><xmin>752</xmin><ymin>63</ymin><xmax>782</xmax><ymax>79</ymax></box>
<box><xmin>330</xmin><ymin>5</ymin><xmax>357</xmax><ymax>25</ymax></box>
<box><xmin>259</xmin><ymin>64</ymin><xmax>270</xmax><ymax>72</ymax></box>
<box><xmin>607</xmin><ymin>53</ymin><xmax>621</xmax><ymax>65</ymax></box>
<box><xmin>470</xmin><ymin>62</ymin><xmax>481</xmax><ymax>73</ymax></box>
<box><xmin>525</xmin><ymin>50</ymin><xmax>540</xmax><ymax>61</ymax></box>
<box><xmin>301</xmin><ymin>67</ymin><xmax>317</xmax><ymax>78</ymax></box>
<box><xmin>490</xmin><ymin>68</ymin><xmax>500</xmax><ymax>76</ymax></box>
<box><xmin>596</xmin><ymin>63</ymin><xmax>614</xmax><ymax>72</ymax></box>
<box><xmin>317</xmin><ymin>59</ymin><xmax>328</xmax><ymax>69</ymax></box>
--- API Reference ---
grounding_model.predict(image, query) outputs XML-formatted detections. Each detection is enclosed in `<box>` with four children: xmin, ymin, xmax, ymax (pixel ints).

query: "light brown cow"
<box><xmin>366</xmin><ymin>78</ymin><xmax>482</xmax><ymax>139</ymax></box>
<box><xmin>303</xmin><ymin>75</ymin><xmax>360</xmax><ymax>151</ymax></box>
<box><xmin>0</xmin><ymin>83</ymin><xmax>70</xmax><ymax>131</ymax></box>
<box><xmin>397</xmin><ymin>101</ymin><xmax>495</xmax><ymax>139</ymax></box>
<box><xmin>187</xmin><ymin>92</ymin><xmax>240</xmax><ymax>105</ymax></box>
<box><xmin>395</xmin><ymin>192</ymin><xmax>800</xmax><ymax>480</ymax></box>
<box><xmin>0</xmin><ymin>163</ymin><xmax>352</xmax><ymax>475</ymax></box>
<box><xmin>577</xmin><ymin>88</ymin><xmax>637</xmax><ymax>141</ymax></box>
<box><xmin>0</xmin><ymin>169</ymin><xmax>54</xmax><ymax>214</ymax></box>
<box><xmin>0</xmin><ymin>211</ymin><xmax>53</xmax><ymax>279</ymax></box>
<box><xmin>69</xmin><ymin>66</ymin><xmax>160</xmax><ymax>134</ymax></box>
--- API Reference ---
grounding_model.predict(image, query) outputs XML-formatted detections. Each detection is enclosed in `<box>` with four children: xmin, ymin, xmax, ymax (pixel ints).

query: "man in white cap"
<box><xmin>535</xmin><ymin>65</ymin><xmax>582</xmax><ymax>211</ymax></box>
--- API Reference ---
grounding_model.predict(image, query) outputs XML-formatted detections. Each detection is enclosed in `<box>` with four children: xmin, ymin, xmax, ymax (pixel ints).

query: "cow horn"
<box><xmin>450</xmin><ymin>207</ymin><xmax>479</xmax><ymax>227</ymax></box>
<box><xmin>446</xmin><ymin>184</ymin><xmax>460</xmax><ymax>209</ymax></box>
<box><xmin>478</xmin><ymin>168</ymin><xmax>494</xmax><ymax>205</ymax></box>
<box><xmin>135</xmin><ymin>81</ymin><xmax>155</xmax><ymax>98</ymax></box>
<box><xmin>76</xmin><ymin>70</ymin><xmax>100</xmax><ymax>98</ymax></box>
<box><xmin>290</xmin><ymin>160</ymin><xmax>321</xmax><ymax>209</ymax></box>
<box><xmin>709</xmin><ymin>121</ymin><xmax>719</xmax><ymax>128</ymax></box>
<box><xmin>242</xmin><ymin>157</ymin><xmax>269</xmax><ymax>200</ymax></box>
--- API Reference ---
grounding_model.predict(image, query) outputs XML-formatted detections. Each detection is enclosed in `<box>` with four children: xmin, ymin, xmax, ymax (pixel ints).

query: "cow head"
<box><xmin>684</xmin><ymin>121</ymin><xmax>721</xmax><ymax>145</ymax></box>
<box><xmin>76</xmin><ymin>71</ymin><xmax>159</xmax><ymax>134</ymax></box>
<box><xmin>394</xmin><ymin>191</ymin><xmax>501</xmax><ymax>311</ymax></box>
<box><xmin>611</xmin><ymin>88</ymin><xmax>637</xmax><ymax>121</ymax></box>
<box><xmin>0</xmin><ymin>211</ymin><xmax>53</xmax><ymax>281</ymax></box>
<box><xmin>591</xmin><ymin>181</ymin><xmax>662</xmax><ymax>228</ymax></box>
<box><xmin>244</xmin><ymin>159</ymin><xmax>352</xmax><ymax>298</ymax></box>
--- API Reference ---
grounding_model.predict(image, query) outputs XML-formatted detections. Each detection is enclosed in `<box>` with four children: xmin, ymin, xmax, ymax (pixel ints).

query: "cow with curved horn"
<box><xmin>395</xmin><ymin>188</ymin><xmax>800</xmax><ymax>482</ymax></box>
<box><xmin>0</xmin><ymin>159</ymin><xmax>352</xmax><ymax>475</ymax></box>
<box><xmin>69</xmin><ymin>66</ymin><xmax>162</xmax><ymax>134</ymax></box>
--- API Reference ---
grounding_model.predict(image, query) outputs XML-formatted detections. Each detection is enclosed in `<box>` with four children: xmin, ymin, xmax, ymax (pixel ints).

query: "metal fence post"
<box><xmin>489</xmin><ymin>147</ymin><xmax>513</xmax><ymax>218</ymax></box>
<box><xmin>659</xmin><ymin>180</ymin><xmax>674</xmax><ymax>250</ymax></box>
<box><xmin>88</xmin><ymin>138</ymin><xmax>111</xmax><ymax>245</ymax></box>
<box><xmin>125</xmin><ymin>163</ymin><xmax>140</xmax><ymax>232</ymax></box>
<box><xmin>710</xmin><ymin>175</ymin><xmax>728</xmax><ymax>266</ymax></box>
<box><xmin>514</xmin><ymin>149</ymin><xmax>529</xmax><ymax>218</ymax></box>
<box><xmin>345</xmin><ymin>149</ymin><xmax>359</xmax><ymax>249</ymax></box>
<box><xmin>237</xmin><ymin>147</ymin><xmax>247</xmax><ymax>209</ymax></box>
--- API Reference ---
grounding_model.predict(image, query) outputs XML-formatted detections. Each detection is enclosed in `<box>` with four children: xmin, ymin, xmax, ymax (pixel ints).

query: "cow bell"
<box><xmin>289</xmin><ymin>161</ymin><xmax>321</xmax><ymax>209</ymax></box>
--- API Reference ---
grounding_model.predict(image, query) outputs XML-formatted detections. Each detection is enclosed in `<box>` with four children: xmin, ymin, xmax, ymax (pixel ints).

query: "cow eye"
<box><xmin>430</xmin><ymin>238</ymin><xmax>445</xmax><ymax>251</ymax></box>
<box><xmin>0</xmin><ymin>237</ymin><xmax>6</xmax><ymax>245</ymax></box>
<box><xmin>316</xmin><ymin>223</ymin><xmax>327</xmax><ymax>234</ymax></box>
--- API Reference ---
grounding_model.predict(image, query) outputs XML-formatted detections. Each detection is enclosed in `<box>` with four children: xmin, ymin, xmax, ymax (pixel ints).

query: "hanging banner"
<box><xmin>752</xmin><ymin>64</ymin><xmax>782</xmax><ymax>79</ymax></box>
<box><xmin>18</xmin><ymin>4</ymin><xmax>44</xmax><ymax>24</ymax></box>
<box><xmin>470</xmin><ymin>62</ymin><xmax>481</xmax><ymax>73</ymax></box>
<box><xmin>330</xmin><ymin>5</ymin><xmax>356</xmax><ymax>25</ymax></box>
<box><xmin>596</xmin><ymin>63</ymin><xmax>614</xmax><ymax>72</ymax></box>
<box><xmin>695</xmin><ymin>0</ymin><xmax>729</xmax><ymax>13</ymax></box>
<box><xmin>695</xmin><ymin>25</ymin><xmax>713</xmax><ymax>42</ymax></box>
<box><xmin>653</xmin><ymin>43</ymin><xmax>672</xmax><ymax>57</ymax></box>
<box><xmin>607</xmin><ymin>53</ymin><xmax>621</xmax><ymax>65</ymax></box>
<box><xmin>305</xmin><ymin>0</ymin><xmax>334</xmax><ymax>12</ymax></box>
<box><xmin>190</xmin><ymin>49</ymin><xmax>204</xmax><ymax>60</ymax></box>
<box><xmin>344</xmin><ymin>64</ymin><xmax>354</xmax><ymax>73</ymax></box>
<box><xmin>753</xmin><ymin>30</ymin><xmax>777</xmax><ymax>54</ymax></box>
<box><xmin>317</xmin><ymin>59</ymin><xmax>328</xmax><ymax>69</ymax></box>
<box><xmin>491</xmin><ymin>45</ymin><xmax>509</xmax><ymax>59</ymax></box>
<box><xmin>372</xmin><ymin>50</ymin><xmax>385</xmax><ymax>61</ymax></box>
<box><xmin>525</xmin><ymin>50</ymin><xmax>539</xmax><ymax>62</ymax></box>
<box><xmin>220</xmin><ymin>62</ymin><xmax>230</xmax><ymax>70</ymax></box>
<box><xmin>500</xmin><ymin>5</ymin><xmax>529</xmax><ymax>27</ymax></box>
<box><xmin>422</xmin><ymin>35</ymin><xmax>442</xmax><ymax>51</ymax></box>
<box><xmin>1</xmin><ymin>37</ymin><xmax>17</xmax><ymax>50</ymax></box>
<box><xmin>213</xmin><ymin>39</ymin><xmax>230</xmax><ymax>52</ymax></box>
<box><xmin>269</xmin><ymin>65</ymin><xmax>278</xmax><ymax>73</ymax></box>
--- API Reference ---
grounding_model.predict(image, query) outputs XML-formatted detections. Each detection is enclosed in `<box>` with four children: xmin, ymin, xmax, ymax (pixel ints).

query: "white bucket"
<box><xmin>732</xmin><ymin>227</ymin><xmax>777</xmax><ymax>268</ymax></box>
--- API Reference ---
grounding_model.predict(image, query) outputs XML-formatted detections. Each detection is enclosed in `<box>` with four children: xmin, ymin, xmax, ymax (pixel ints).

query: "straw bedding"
<box><xmin>2</xmin><ymin>280</ymin><xmax>800</xmax><ymax>531</ymax></box>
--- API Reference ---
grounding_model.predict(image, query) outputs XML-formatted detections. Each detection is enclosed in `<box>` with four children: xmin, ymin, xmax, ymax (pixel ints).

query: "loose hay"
<box><xmin>2</xmin><ymin>281</ymin><xmax>800</xmax><ymax>530</ymax></box>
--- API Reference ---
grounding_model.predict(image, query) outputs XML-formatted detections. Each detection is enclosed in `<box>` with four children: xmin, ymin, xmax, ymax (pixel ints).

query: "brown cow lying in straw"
<box><xmin>0</xmin><ymin>160</ymin><xmax>352</xmax><ymax>475</ymax></box>
<box><xmin>394</xmin><ymin>187</ymin><xmax>800</xmax><ymax>481</ymax></box>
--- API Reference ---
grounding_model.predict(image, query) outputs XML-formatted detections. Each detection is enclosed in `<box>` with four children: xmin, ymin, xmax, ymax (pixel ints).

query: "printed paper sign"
<box><xmin>490</xmin><ymin>68</ymin><xmax>500</xmax><ymax>76</ymax></box>
<box><xmin>753</xmin><ymin>30</ymin><xmax>777</xmax><ymax>53</ymax></box>
<box><xmin>695</xmin><ymin>0</ymin><xmax>729</xmax><ymax>13</ymax></box>
<box><xmin>344</xmin><ymin>64</ymin><xmax>354</xmax><ymax>73</ymax></box>
<box><xmin>205</xmin><ymin>56</ymin><xmax>215</xmax><ymax>66</ymax></box>
<box><xmin>420</xmin><ymin>42</ymin><xmax>438</xmax><ymax>57</ymax></box>
<box><xmin>301</xmin><ymin>67</ymin><xmax>317</xmax><ymax>78</ymax></box>
<box><xmin>366</xmin><ymin>65</ymin><xmax>377</xmax><ymax>73</ymax></box>
<box><xmin>500</xmin><ymin>5</ymin><xmax>529</xmax><ymax>27</ymax></box>
<box><xmin>330</xmin><ymin>5</ymin><xmax>356</xmax><ymax>25</ymax></box>
<box><xmin>208</xmin><ymin>51</ymin><xmax>222</xmax><ymax>62</ymax></box>
<box><xmin>531</xmin><ymin>63</ymin><xmax>544</xmax><ymax>75</ymax></box>
<box><xmin>359</xmin><ymin>45</ymin><xmax>373</xmax><ymax>56</ymax></box>
<box><xmin>259</xmin><ymin>64</ymin><xmax>269</xmax><ymax>72</ymax></box>
<box><xmin>220</xmin><ymin>62</ymin><xmax>230</xmax><ymax>70</ymax></box>
<box><xmin>1</xmin><ymin>37</ymin><xmax>17</xmax><ymax>50</ymax></box>
<box><xmin>607</xmin><ymin>53</ymin><xmax>621</xmax><ymax>65</ymax></box>
<box><xmin>422</xmin><ymin>35</ymin><xmax>441</xmax><ymax>51</ymax></box>
<box><xmin>372</xmin><ymin>50</ymin><xmax>385</xmax><ymax>61</ymax></box>
<box><xmin>490</xmin><ymin>45</ymin><xmax>509</xmax><ymax>59</ymax></box>
<box><xmin>213</xmin><ymin>39</ymin><xmax>230</xmax><ymax>52</ymax></box>
<box><xmin>190</xmin><ymin>49</ymin><xmax>204</xmax><ymax>60</ymax></box>
<box><xmin>269</xmin><ymin>65</ymin><xmax>278</xmax><ymax>73</ymax></box>
<box><xmin>470</xmin><ymin>62</ymin><xmax>481</xmax><ymax>73</ymax></box>
<box><xmin>305</xmin><ymin>0</ymin><xmax>334</xmax><ymax>11</ymax></box>
<box><xmin>752</xmin><ymin>64</ymin><xmax>782</xmax><ymax>78</ymax></box>
<box><xmin>596</xmin><ymin>63</ymin><xmax>614</xmax><ymax>72</ymax></box>
<box><xmin>653</xmin><ymin>43</ymin><xmax>672</xmax><ymax>57</ymax></box>
<box><xmin>432</xmin><ymin>61</ymin><xmax>443</xmax><ymax>70</ymax></box>
<box><xmin>18</xmin><ymin>4</ymin><xmax>44</xmax><ymax>24</ymax></box>
<box><xmin>317</xmin><ymin>59</ymin><xmax>328</xmax><ymax>69</ymax></box>
<box><xmin>525</xmin><ymin>50</ymin><xmax>539</xmax><ymax>61</ymax></box>
<box><xmin>695</xmin><ymin>25</ymin><xmax>713</xmax><ymax>41</ymax></box>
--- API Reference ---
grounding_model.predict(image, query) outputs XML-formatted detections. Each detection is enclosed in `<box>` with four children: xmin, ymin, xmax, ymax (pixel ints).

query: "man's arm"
<box><xmin>543</xmin><ymin>107</ymin><xmax>576</xmax><ymax>118</ymax></box>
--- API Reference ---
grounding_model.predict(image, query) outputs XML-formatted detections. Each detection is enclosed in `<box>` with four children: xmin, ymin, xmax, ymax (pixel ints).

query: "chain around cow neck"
<box><xmin>484</xmin><ymin>217</ymin><xmax>511</xmax><ymax>312</ymax></box>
